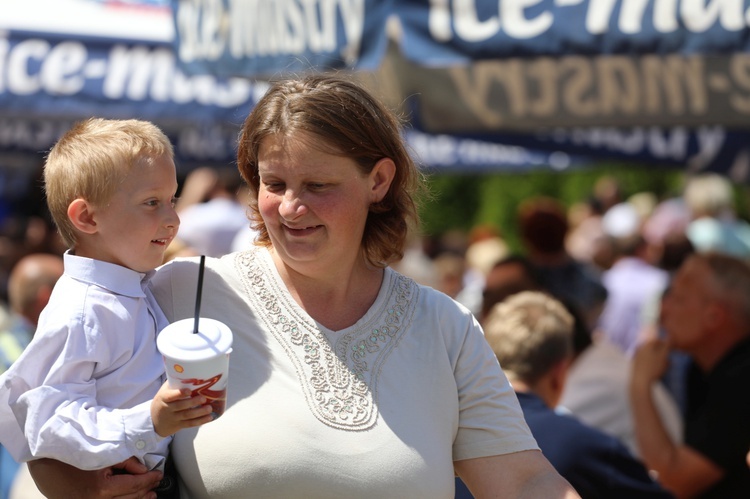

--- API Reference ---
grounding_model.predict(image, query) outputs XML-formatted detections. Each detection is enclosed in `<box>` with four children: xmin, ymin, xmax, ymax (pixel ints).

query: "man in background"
<box><xmin>484</xmin><ymin>291</ymin><xmax>673</xmax><ymax>498</ymax></box>
<box><xmin>631</xmin><ymin>252</ymin><xmax>750</xmax><ymax>498</ymax></box>
<box><xmin>0</xmin><ymin>253</ymin><xmax>64</xmax><ymax>498</ymax></box>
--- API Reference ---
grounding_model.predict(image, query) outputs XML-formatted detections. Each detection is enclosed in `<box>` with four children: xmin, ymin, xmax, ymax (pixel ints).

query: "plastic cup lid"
<box><xmin>157</xmin><ymin>318</ymin><xmax>233</xmax><ymax>361</ymax></box>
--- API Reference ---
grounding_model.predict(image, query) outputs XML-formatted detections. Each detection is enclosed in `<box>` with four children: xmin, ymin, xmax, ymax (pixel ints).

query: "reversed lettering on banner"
<box><xmin>376</xmin><ymin>50</ymin><xmax>750</xmax><ymax>130</ymax></box>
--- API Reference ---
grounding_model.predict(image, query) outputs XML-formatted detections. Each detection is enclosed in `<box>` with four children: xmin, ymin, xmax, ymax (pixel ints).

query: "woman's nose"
<box><xmin>280</xmin><ymin>191</ymin><xmax>306</xmax><ymax>218</ymax></box>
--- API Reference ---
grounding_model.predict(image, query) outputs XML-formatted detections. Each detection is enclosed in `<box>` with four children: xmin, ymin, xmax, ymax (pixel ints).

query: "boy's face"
<box><xmin>79</xmin><ymin>154</ymin><xmax>179</xmax><ymax>272</ymax></box>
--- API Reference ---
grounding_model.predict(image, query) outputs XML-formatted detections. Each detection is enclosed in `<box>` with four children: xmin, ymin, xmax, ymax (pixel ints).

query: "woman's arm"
<box><xmin>455</xmin><ymin>450</ymin><xmax>581</xmax><ymax>498</ymax></box>
<box><xmin>27</xmin><ymin>457</ymin><xmax>162</xmax><ymax>499</ymax></box>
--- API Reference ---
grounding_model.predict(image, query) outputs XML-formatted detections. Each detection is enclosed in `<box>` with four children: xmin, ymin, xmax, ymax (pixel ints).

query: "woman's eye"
<box><xmin>145</xmin><ymin>200</ymin><xmax>158</xmax><ymax>207</ymax></box>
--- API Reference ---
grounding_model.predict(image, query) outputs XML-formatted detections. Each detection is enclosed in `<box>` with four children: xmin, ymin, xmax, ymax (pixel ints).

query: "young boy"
<box><xmin>0</xmin><ymin>118</ymin><xmax>213</xmax><ymax>477</ymax></box>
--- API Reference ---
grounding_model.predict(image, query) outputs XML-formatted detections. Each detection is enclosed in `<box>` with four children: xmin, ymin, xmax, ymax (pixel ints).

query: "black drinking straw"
<box><xmin>193</xmin><ymin>255</ymin><xmax>206</xmax><ymax>334</ymax></box>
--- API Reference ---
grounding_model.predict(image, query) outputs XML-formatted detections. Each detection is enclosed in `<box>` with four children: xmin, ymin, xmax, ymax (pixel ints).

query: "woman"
<box><xmin>28</xmin><ymin>75</ymin><xmax>578</xmax><ymax>498</ymax></box>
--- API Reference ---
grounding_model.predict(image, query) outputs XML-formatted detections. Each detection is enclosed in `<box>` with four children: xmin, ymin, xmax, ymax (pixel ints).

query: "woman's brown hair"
<box><xmin>237</xmin><ymin>74</ymin><xmax>424</xmax><ymax>267</ymax></box>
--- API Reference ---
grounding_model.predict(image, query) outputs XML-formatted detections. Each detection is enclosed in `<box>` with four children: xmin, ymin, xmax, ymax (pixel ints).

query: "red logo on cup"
<box><xmin>181</xmin><ymin>374</ymin><xmax>226</xmax><ymax>417</ymax></box>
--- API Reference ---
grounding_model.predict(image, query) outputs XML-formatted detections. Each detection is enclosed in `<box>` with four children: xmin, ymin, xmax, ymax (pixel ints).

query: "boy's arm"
<box><xmin>4</xmin><ymin>277</ymin><xmax>211</xmax><ymax>471</ymax></box>
<box><xmin>10</xmin><ymin>379</ymin><xmax>166</xmax><ymax>470</ymax></box>
<box><xmin>3</xmin><ymin>315</ymin><xmax>164</xmax><ymax>470</ymax></box>
<box><xmin>8</xmin><ymin>380</ymin><xmax>210</xmax><ymax>471</ymax></box>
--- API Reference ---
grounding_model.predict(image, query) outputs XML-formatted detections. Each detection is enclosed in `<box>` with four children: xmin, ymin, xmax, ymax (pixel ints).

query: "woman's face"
<box><xmin>256</xmin><ymin>132</ymin><xmax>391</xmax><ymax>275</ymax></box>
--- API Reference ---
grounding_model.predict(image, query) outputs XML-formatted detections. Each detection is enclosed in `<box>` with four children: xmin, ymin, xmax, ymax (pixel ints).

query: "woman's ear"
<box><xmin>369</xmin><ymin>158</ymin><xmax>396</xmax><ymax>203</ymax></box>
<box><xmin>67</xmin><ymin>198</ymin><xmax>98</xmax><ymax>235</ymax></box>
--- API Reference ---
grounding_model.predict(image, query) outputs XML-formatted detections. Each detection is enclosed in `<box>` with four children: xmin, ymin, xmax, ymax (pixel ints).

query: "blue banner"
<box><xmin>3</xmin><ymin>0</ymin><xmax>750</xmax><ymax>180</ymax></box>
<box><xmin>171</xmin><ymin>0</ymin><xmax>750</xmax><ymax>77</ymax></box>
<box><xmin>401</xmin><ymin>99</ymin><xmax>750</xmax><ymax>180</ymax></box>
<box><xmin>404</xmin><ymin>128</ymin><xmax>592</xmax><ymax>173</ymax></box>
<box><xmin>397</xmin><ymin>0</ymin><xmax>750</xmax><ymax>65</ymax></box>
<box><xmin>172</xmin><ymin>0</ymin><xmax>392</xmax><ymax>78</ymax></box>
<box><xmin>0</xmin><ymin>30</ymin><xmax>264</xmax><ymax>167</ymax></box>
<box><xmin>430</xmin><ymin>125</ymin><xmax>750</xmax><ymax>181</ymax></box>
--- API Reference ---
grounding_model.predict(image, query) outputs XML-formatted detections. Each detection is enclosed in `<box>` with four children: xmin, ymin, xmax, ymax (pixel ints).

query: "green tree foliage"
<box><xmin>419</xmin><ymin>163</ymin><xmax>688</xmax><ymax>253</ymax></box>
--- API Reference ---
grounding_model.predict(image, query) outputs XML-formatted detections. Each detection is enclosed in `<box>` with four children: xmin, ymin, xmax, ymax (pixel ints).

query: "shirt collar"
<box><xmin>64</xmin><ymin>251</ymin><xmax>154</xmax><ymax>298</ymax></box>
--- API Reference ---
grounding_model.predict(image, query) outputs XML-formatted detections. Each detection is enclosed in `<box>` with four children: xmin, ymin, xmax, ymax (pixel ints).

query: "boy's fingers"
<box><xmin>189</xmin><ymin>404</ymin><xmax>215</xmax><ymax>419</ymax></box>
<box><xmin>183</xmin><ymin>412</ymin><xmax>215</xmax><ymax>427</ymax></box>
<box><xmin>158</xmin><ymin>387</ymin><xmax>193</xmax><ymax>403</ymax></box>
<box><xmin>170</xmin><ymin>395</ymin><xmax>208</xmax><ymax>411</ymax></box>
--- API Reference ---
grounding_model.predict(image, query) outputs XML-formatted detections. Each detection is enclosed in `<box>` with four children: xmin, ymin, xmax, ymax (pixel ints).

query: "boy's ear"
<box><xmin>67</xmin><ymin>198</ymin><xmax>98</xmax><ymax>235</ymax></box>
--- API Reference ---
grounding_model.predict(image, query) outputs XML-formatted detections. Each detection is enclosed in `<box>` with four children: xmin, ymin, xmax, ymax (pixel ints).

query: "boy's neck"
<box><xmin>70</xmin><ymin>244</ymin><xmax>139</xmax><ymax>271</ymax></box>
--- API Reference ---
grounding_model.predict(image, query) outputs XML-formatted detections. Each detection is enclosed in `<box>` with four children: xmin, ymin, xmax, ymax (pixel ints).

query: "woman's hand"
<box><xmin>27</xmin><ymin>457</ymin><xmax>163</xmax><ymax>499</ymax></box>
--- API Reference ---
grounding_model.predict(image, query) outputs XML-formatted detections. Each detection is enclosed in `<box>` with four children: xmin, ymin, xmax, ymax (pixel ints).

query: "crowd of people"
<box><xmin>410</xmin><ymin>172</ymin><xmax>750</xmax><ymax>498</ymax></box>
<box><xmin>0</xmin><ymin>74</ymin><xmax>748</xmax><ymax>498</ymax></box>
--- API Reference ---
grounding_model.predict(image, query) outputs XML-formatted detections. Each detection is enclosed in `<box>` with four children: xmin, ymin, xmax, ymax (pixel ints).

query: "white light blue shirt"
<box><xmin>0</xmin><ymin>252</ymin><xmax>170</xmax><ymax>470</ymax></box>
<box><xmin>598</xmin><ymin>256</ymin><xmax>669</xmax><ymax>356</ymax></box>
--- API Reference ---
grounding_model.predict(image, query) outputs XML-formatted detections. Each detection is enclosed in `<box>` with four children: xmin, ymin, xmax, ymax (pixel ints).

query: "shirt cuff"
<box><xmin>121</xmin><ymin>400</ymin><xmax>167</xmax><ymax>459</ymax></box>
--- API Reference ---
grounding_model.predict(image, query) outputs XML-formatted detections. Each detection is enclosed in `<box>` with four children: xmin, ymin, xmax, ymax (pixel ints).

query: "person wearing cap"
<box><xmin>682</xmin><ymin>173</ymin><xmax>750</xmax><ymax>259</ymax></box>
<box><xmin>597</xmin><ymin>202</ymin><xmax>669</xmax><ymax>356</ymax></box>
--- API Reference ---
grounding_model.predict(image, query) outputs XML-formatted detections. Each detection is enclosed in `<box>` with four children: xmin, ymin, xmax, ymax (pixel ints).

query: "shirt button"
<box><xmin>135</xmin><ymin>440</ymin><xmax>146</xmax><ymax>450</ymax></box>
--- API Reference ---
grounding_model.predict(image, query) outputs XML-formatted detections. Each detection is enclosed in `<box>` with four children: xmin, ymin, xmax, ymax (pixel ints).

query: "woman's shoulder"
<box><xmin>386</xmin><ymin>266</ymin><xmax>478</xmax><ymax>334</ymax></box>
<box><xmin>390</xmin><ymin>267</ymin><xmax>473</xmax><ymax>312</ymax></box>
<box><xmin>157</xmin><ymin>249</ymin><xmax>253</xmax><ymax>277</ymax></box>
<box><xmin>152</xmin><ymin>252</ymin><xmax>242</xmax><ymax>300</ymax></box>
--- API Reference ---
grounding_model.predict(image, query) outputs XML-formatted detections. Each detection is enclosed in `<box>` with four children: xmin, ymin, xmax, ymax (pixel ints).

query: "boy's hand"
<box><xmin>151</xmin><ymin>381</ymin><xmax>214</xmax><ymax>437</ymax></box>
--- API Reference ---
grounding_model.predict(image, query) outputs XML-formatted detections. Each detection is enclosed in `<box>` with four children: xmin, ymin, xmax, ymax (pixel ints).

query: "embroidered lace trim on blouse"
<box><xmin>236</xmin><ymin>249</ymin><xmax>417</xmax><ymax>430</ymax></box>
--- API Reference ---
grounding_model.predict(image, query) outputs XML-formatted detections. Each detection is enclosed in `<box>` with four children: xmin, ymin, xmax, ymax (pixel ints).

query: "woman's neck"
<box><xmin>270</xmin><ymin>249</ymin><xmax>385</xmax><ymax>331</ymax></box>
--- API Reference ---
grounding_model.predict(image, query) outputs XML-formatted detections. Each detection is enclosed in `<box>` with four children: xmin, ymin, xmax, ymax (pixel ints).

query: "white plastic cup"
<box><xmin>156</xmin><ymin>318</ymin><xmax>233</xmax><ymax>419</ymax></box>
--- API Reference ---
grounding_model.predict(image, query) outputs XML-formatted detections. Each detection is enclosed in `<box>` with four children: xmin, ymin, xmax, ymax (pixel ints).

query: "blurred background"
<box><xmin>1</xmin><ymin>0</ymin><xmax>749</xmax><ymax>286</ymax></box>
<box><xmin>4</xmin><ymin>4</ymin><xmax>750</xmax><ymax>497</ymax></box>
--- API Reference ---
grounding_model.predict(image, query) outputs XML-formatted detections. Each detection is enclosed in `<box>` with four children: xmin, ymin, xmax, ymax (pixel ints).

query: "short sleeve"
<box><xmin>452</xmin><ymin>312</ymin><xmax>539</xmax><ymax>461</ymax></box>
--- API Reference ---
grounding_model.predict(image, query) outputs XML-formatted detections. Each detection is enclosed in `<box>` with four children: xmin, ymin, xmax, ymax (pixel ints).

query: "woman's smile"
<box><xmin>282</xmin><ymin>223</ymin><xmax>323</xmax><ymax>236</ymax></box>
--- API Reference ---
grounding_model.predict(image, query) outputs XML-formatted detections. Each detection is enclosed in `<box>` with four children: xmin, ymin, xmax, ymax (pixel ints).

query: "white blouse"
<box><xmin>151</xmin><ymin>248</ymin><xmax>538</xmax><ymax>499</ymax></box>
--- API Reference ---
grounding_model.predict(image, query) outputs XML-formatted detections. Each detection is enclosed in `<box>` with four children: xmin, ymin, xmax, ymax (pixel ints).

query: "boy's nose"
<box><xmin>165</xmin><ymin>208</ymin><xmax>180</xmax><ymax>229</ymax></box>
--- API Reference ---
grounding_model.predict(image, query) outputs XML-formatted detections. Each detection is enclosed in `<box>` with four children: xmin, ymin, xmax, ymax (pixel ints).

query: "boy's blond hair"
<box><xmin>44</xmin><ymin>118</ymin><xmax>174</xmax><ymax>248</ymax></box>
<box><xmin>484</xmin><ymin>291</ymin><xmax>574</xmax><ymax>384</ymax></box>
